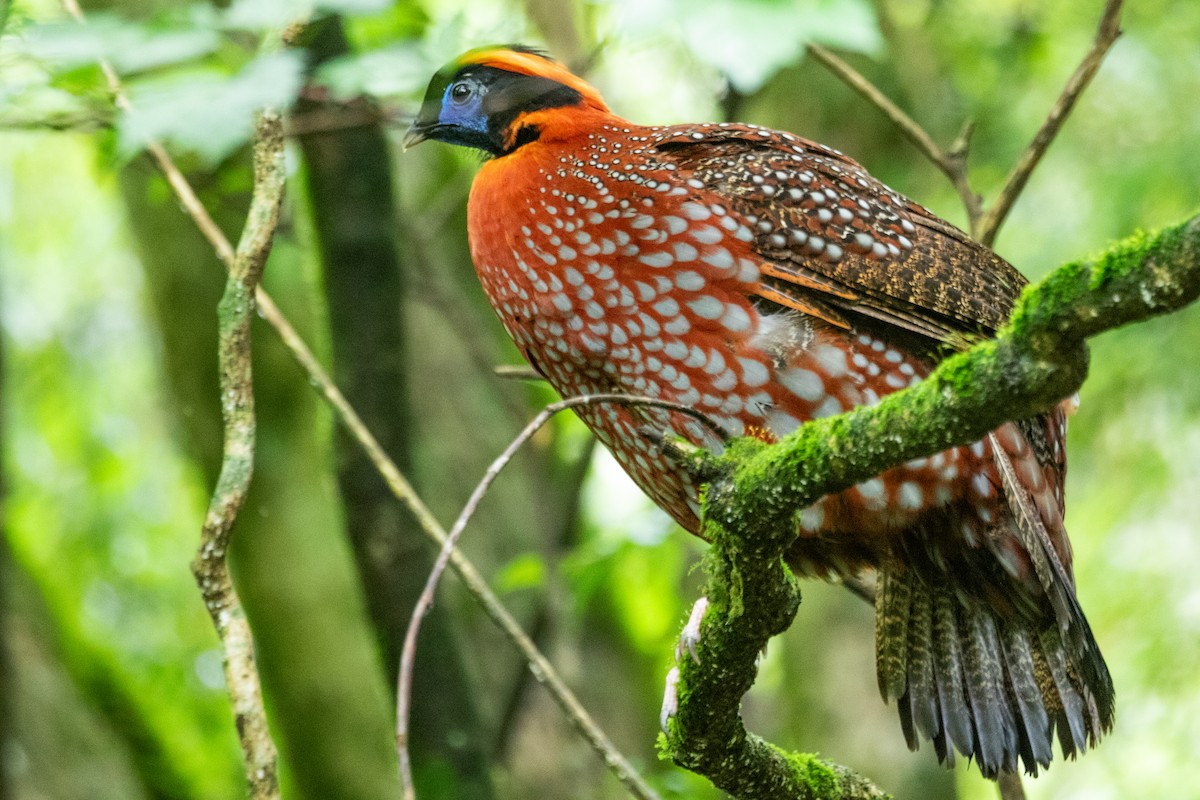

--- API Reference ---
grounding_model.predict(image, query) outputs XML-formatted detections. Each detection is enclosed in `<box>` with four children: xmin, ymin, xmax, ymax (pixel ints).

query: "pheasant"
<box><xmin>405</xmin><ymin>45</ymin><xmax>1113</xmax><ymax>778</ymax></box>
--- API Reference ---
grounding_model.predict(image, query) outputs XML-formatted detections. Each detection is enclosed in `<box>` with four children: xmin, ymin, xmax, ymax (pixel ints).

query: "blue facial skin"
<box><xmin>438</xmin><ymin>80</ymin><xmax>488</xmax><ymax>135</ymax></box>
<box><xmin>406</xmin><ymin>74</ymin><xmax>499</xmax><ymax>153</ymax></box>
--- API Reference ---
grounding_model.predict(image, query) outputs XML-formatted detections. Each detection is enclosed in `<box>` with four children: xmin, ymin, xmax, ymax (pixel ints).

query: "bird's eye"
<box><xmin>450</xmin><ymin>81</ymin><xmax>472</xmax><ymax>103</ymax></box>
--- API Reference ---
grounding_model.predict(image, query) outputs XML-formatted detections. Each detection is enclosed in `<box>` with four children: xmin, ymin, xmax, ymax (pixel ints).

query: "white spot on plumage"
<box><xmin>674</xmin><ymin>270</ymin><xmax>705</xmax><ymax>291</ymax></box>
<box><xmin>654</xmin><ymin>297</ymin><xmax>680</xmax><ymax>316</ymax></box>
<box><xmin>673</xmin><ymin>242</ymin><xmax>698</xmax><ymax>262</ymax></box>
<box><xmin>768</xmin><ymin>410</ymin><xmax>802</xmax><ymax>437</ymax></box>
<box><xmin>898</xmin><ymin>482</ymin><xmax>924</xmax><ymax>510</ymax></box>
<box><xmin>704</xmin><ymin>349</ymin><xmax>726</xmax><ymax>375</ymax></box>
<box><xmin>664</xmin><ymin>316</ymin><xmax>690</xmax><ymax>334</ymax></box>
<box><xmin>738</xmin><ymin>357</ymin><xmax>769</xmax><ymax>387</ymax></box>
<box><xmin>690</xmin><ymin>225</ymin><xmax>723</xmax><ymax>245</ymax></box>
<box><xmin>798</xmin><ymin>504</ymin><xmax>825</xmax><ymax>532</ymax></box>
<box><xmin>856</xmin><ymin>478</ymin><xmax>887</xmax><ymax>510</ymax></box>
<box><xmin>681</xmin><ymin>202</ymin><xmax>711</xmax><ymax>220</ymax></box>
<box><xmin>812</xmin><ymin>396</ymin><xmax>842</xmax><ymax>419</ymax></box>
<box><xmin>780</xmin><ymin>368</ymin><xmax>826</xmax><ymax>402</ymax></box>
<box><xmin>639</xmin><ymin>313</ymin><xmax>661</xmax><ymax>337</ymax></box>
<box><xmin>701</xmin><ymin>248</ymin><xmax>734</xmax><ymax>270</ymax></box>
<box><xmin>639</xmin><ymin>251</ymin><xmax>674</xmax><ymax>268</ymax></box>
<box><xmin>712</xmin><ymin>369</ymin><xmax>737</xmax><ymax>391</ymax></box>
<box><xmin>663</xmin><ymin>215</ymin><xmax>688</xmax><ymax>235</ymax></box>
<box><xmin>721</xmin><ymin>303</ymin><xmax>751</xmax><ymax>332</ymax></box>
<box><xmin>687</xmin><ymin>295</ymin><xmax>724</xmax><ymax>320</ymax></box>
<box><xmin>813</xmin><ymin>345</ymin><xmax>848</xmax><ymax>377</ymax></box>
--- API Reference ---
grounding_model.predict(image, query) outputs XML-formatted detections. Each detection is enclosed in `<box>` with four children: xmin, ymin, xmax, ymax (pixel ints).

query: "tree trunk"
<box><xmin>293</xmin><ymin>16</ymin><xmax>495</xmax><ymax>798</ymax></box>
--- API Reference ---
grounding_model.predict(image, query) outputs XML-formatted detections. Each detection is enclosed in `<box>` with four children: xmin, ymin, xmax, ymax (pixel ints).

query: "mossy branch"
<box><xmin>662</xmin><ymin>212</ymin><xmax>1200</xmax><ymax>798</ymax></box>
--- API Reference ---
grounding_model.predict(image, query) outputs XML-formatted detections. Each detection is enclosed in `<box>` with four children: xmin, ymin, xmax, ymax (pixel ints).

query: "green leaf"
<box><xmin>118</xmin><ymin>51</ymin><xmax>304</xmax><ymax>165</ymax></box>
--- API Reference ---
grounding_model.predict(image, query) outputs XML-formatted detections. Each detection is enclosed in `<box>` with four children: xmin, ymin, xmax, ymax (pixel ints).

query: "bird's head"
<box><xmin>404</xmin><ymin>45</ymin><xmax>610</xmax><ymax>157</ymax></box>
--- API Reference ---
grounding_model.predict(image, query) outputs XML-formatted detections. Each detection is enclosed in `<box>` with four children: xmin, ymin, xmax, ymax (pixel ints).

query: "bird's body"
<box><xmin>409</xmin><ymin>46</ymin><xmax>1113</xmax><ymax>778</ymax></box>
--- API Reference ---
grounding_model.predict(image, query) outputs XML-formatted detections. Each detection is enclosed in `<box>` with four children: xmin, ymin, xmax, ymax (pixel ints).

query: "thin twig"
<box><xmin>398</xmin><ymin>394</ymin><xmax>717</xmax><ymax>799</ymax></box>
<box><xmin>493</xmin><ymin>364</ymin><xmax>547</xmax><ymax>381</ymax></box>
<box><xmin>806</xmin><ymin>42</ymin><xmax>984</xmax><ymax>229</ymax></box>
<box><xmin>69</xmin><ymin>8</ymin><xmax>664</xmax><ymax>796</ymax></box>
<box><xmin>976</xmin><ymin>0</ymin><xmax>1124</xmax><ymax>246</ymax></box>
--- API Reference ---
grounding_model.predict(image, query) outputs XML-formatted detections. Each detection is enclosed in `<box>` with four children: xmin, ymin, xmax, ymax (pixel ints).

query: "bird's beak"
<box><xmin>402</xmin><ymin>123</ymin><xmax>430</xmax><ymax>152</ymax></box>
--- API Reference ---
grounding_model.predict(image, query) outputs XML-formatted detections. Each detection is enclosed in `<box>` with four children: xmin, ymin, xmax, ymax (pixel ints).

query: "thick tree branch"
<box><xmin>664</xmin><ymin>213</ymin><xmax>1200</xmax><ymax>797</ymax></box>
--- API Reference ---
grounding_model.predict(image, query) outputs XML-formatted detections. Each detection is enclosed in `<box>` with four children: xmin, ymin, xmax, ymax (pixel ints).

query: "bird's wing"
<box><xmin>651</xmin><ymin>124</ymin><xmax>1026</xmax><ymax>345</ymax></box>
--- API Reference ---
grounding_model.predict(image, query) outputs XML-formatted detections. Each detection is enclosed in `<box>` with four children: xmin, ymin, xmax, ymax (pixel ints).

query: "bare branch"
<box><xmin>493</xmin><ymin>364</ymin><xmax>547</xmax><ymax>381</ymax></box>
<box><xmin>998</xmin><ymin>769</ymin><xmax>1028</xmax><ymax>800</ymax></box>
<box><xmin>398</xmin><ymin>394</ymin><xmax>717</xmax><ymax>798</ymax></box>
<box><xmin>977</xmin><ymin>0</ymin><xmax>1124</xmax><ymax>246</ymax></box>
<box><xmin>806</xmin><ymin>42</ymin><xmax>984</xmax><ymax>230</ymax></box>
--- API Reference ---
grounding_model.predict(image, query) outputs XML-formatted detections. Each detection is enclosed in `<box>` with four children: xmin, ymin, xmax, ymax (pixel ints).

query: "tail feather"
<box><xmin>874</xmin><ymin>567</ymin><xmax>911</xmax><ymax>702</ymax></box>
<box><xmin>931</xmin><ymin>591</ymin><xmax>973</xmax><ymax>759</ymax></box>
<box><xmin>962</xmin><ymin>610</ymin><xmax>1017</xmax><ymax>772</ymax></box>
<box><xmin>1037</xmin><ymin>626</ymin><xmax>1090</xmax><ymax>757</ymax></box>
<box><xmin>1001</xmin><ymin>625</ymin><xmax>1054</xmax><ymax>769</ymax></box>
<box><xmin>877</xmin><ymin>557</ymin><xmax>1113</xmax><ymax>778</ymax></box>
<box><xmin>903</xmin><ymin>580</ymin><xmax>939</xmax><ymax>743</ymax></box>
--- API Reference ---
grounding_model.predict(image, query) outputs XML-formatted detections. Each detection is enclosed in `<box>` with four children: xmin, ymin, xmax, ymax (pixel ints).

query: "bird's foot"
<box><xmin>675</xmin><ymin>596</ymin><xmax>709</xmax><ymax>664</ymax></box>
<box><xmin>661</xmin><ymin>597</ymin><xmax>710</xmax><ymax>732</ymax></box>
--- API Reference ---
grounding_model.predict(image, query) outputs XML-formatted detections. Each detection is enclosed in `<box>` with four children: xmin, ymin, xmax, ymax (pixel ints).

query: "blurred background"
<box><xmin>1</xmin><ymin>0</ymin><xmax>1198</xmax><ymax>798</ymax></box>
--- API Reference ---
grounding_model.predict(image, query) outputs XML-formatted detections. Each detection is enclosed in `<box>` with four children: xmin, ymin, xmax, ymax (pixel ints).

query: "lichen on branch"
<box><xmin>663</xmin><ymin>213</ymin><xmax>1200</xmax><ymax>799</ymax></box>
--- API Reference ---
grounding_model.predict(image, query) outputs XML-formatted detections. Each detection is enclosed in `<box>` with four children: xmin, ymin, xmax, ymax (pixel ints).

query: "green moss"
<box><xmin>792</xmin><ymin>751</ymin><xmax>834</xmax><ymax>793</ymax></box>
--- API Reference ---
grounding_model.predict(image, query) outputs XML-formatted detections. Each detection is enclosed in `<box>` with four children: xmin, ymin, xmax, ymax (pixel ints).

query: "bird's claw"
<box><xmin>674</xmin><ymin>596</ymin><xmax>709</xmax><ymax>665</ymax></box>
<box><xmin>660</xmin><ymin>666</ymin><xmax>680</xmax><ymax>733</ymax></box>
<box><xmin>662</xmin><ymin>597</ymin><xmax>710</xmax><ymax>732</ymax></box>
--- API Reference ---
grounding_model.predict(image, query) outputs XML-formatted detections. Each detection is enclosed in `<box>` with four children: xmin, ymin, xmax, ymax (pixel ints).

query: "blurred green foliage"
<box><xmin>2</xmin><ymin>0</ymin><xmax>1199</xmax><ymax>798</ymax></box>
